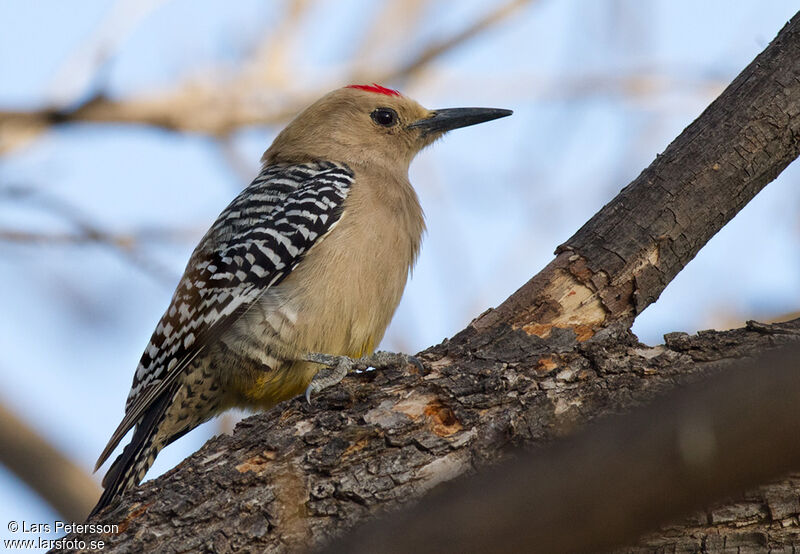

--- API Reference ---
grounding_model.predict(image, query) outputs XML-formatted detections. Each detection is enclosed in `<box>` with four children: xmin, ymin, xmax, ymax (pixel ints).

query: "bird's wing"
<box><xmin>96</xmin><ymin>161</ymin><xmax>354</xmax><ymax>470</ymax></box>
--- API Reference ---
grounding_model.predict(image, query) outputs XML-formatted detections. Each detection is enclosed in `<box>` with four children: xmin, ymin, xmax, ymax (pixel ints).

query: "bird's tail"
<box><xmin>89</xmin><ymin>389</ymin><xmax>175</xmax><ymax>518</ymax></box>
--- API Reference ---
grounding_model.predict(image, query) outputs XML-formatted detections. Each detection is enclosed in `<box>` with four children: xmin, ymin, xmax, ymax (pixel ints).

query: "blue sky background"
<box><xmin>1</xmin><ymin>0</ymin><xmax>799</xmax><ymax>548</ymax></box>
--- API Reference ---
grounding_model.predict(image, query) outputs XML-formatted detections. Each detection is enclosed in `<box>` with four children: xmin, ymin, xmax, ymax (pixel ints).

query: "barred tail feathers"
<box><xmin>89</xmin><ymin>387</ymin><xmax>176</xmax><ymax>518</ymax></box>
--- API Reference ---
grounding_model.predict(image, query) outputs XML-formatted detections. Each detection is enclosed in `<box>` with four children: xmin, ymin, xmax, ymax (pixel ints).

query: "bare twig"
<box><xmin>47</xmin><ymin>0</ymin><xmax>173</xmax><ymax>108</ymax></box>
<box><xmin>349</xmin><ymin>0</ymin><xmax>426</xmax><ymax>74</ymax></box>
<box><xmin>214</xmin><ymin>137</ymin><xmax>259</xmax><ymax>186</ymax></box>
<box><xmin>0</xmin><ymin>70</ymin><xmax>726</xmax><ymax>156</ymax></box>
<box><xmin>368</xmin><ymin>0</ymin><xmax>536</xmax><ymax>85</ymax></box>
<box><xmin>2</xmin><ymin>188</ymin><xmax>184</xmax><ymax>285</ymax></box>
<box><xmin>247</xmin><ymin>0</ymin><xmax>312</xmax><ymax>90</ymax></box>
<box><xmin>0</xmin><ymin>227</ymin><xmax>198</xmax><ymax>247</ymax></box>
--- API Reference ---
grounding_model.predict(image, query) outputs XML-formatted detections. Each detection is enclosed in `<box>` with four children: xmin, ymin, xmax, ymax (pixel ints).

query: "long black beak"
<box><xmin>409</xmin><ymin>107</ymin><xmax>513</xmax><ymax>135</ymax></box>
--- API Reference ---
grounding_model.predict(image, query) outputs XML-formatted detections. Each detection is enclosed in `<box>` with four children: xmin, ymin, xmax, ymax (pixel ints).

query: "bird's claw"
<box><xmin>303</xmin><ymin>350</ymin><xmax>423</xmax><ymax>403</ymax></box>
<box><xmin>304</xmin><ymin>354</ymin><xmax>352</xmax><ymax>404</ymax></box>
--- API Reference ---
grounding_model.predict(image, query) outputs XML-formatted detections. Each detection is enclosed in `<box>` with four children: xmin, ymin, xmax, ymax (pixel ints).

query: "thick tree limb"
<box><xmin>54</xmin><ymin>11</ymin><xmax>800</xmax><ymax>554</ymax></box>
<box><xmin>473</xmin><ymin>14</ymin><xmax>800</xmax><ymax>336</ymax></box>
<box><xmin>322</xmin><ymin>337</ymin><xmax>800</xmax><ymax>554</ymax></box>
<box><xmin>59</xmin><ymin>320</ymin><xmax>800</xmax><ymax>552</ymax></box>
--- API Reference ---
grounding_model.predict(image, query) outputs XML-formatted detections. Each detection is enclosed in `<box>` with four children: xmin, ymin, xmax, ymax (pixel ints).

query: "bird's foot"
<box><xmin>303</xmin><ymin>353</ymin><xmax>353</xmax><ymax>403</ymax></box>
<box><xmin>303</xmin><ymin>351</ymin><xmax>423</xmax><ymax>403</ymax></box>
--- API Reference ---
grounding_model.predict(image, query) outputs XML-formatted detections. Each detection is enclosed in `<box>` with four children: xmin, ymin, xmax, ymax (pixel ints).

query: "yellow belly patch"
<box><xmin>236</xmin><ymin>334</ymin><xmax>376</xmax><ymax>409</ymax></box>
<box><xmin>237</xmin><ymin>363</ymin><xmax>313</xmax><ymax>409</ymax></box>
<box><xmin>350</xmin><ymin>335</ymin><xmax>375</xmax><ymax>359</ymax></box>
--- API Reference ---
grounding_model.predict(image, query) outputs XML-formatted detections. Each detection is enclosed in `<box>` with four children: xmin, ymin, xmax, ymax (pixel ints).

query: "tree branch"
<box><xmin>322</xmin><ymin>339</ymin><xmax>800</xmax><ymax>554</ymax></box>
<box><xmin>473</xmin><ymin>14</ymin><xmax>800</xmax><ymax>335</ymax></box>
<box><xmin>59</xmin><ymin>319</ymin><xmax>800</xmax><ymax>552</ymax></box>
<box><xmin>0</xmin><ymin>186</ymin><xmax>185</xmax><ymax>285</ymax></box>
<box><xmin>359</xmin><ymin>0</ymin><xmax>536</xmax><ymax>86</ymax></box>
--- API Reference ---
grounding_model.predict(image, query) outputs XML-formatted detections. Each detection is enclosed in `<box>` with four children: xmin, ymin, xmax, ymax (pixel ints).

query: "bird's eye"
<box><xmin>371</xmin><ymin>108</ymin><xmax>398</xmax><ymax>127</ymax></box>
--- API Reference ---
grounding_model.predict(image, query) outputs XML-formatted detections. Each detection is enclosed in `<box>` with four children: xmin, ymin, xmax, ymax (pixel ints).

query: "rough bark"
<box><xmin>322</xmin><ymin>334</ymin><xmax>800</xmax><ymax>554</ymax></box>
<box><xmin>628</xmin><ymin>473</ymin><xmax>800</xmax><ymax>554</ymax></box>
<box><xmin>60</xmin><ymin>320</ymin><xmax>800</xmax><ymax>553</ymax></box>
<box><xmin>54</xmin><ymin>11</ymin><xmax>800</xmax><ymax>554</ymax></box>
<box><xmin>324</xmin><ymin>336</ymin><xmax>800</xmax><ymax>554</ymax></box>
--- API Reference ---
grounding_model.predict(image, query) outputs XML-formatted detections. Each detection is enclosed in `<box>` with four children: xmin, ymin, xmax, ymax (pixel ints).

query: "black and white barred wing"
<box><xmin>96</xmin><ymin>162</ymin><xmax>354</xmax><ymax>469</ymax></box>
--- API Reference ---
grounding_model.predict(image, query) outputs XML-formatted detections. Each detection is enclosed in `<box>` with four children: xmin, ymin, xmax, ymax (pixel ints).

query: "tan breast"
<box><xmin>281</xmin><ymin>167</ymin><xmax>425</xmax><ymax>358</ymax></box>
<box><xmin>222</xmin><ymin>167</ymin><xmax>425</xmax><ymax>408</ymax></box>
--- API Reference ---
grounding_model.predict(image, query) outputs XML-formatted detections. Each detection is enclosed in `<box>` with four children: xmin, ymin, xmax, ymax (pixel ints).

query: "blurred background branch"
<box><xmin>355</xmin><ymin>0</ymin><xmax>536</xmax><ymax>85</ymax></box>
<box><xmin>0</xmin><ymin>401</ymin><xmax>99</xmax><ymax>522</ymax></box>
<box><xmin>0</xmin><ymin>0</ymin><xmax>536</xmax><ymax>152</ymax></box>
<box><xmin>1</xmin><ymin>184</ymin><xmax>183</xmax><ymax>284</ymax></box>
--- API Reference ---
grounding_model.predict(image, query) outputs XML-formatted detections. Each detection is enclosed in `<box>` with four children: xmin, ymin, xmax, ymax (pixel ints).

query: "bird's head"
<box><xmin>263</xmin><ymin>84</ymin><xmax>512</xmax><ymax>172</ymax></box>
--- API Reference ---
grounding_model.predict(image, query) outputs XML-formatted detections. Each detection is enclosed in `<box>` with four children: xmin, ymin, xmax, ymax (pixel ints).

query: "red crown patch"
<box><xmin>346</xmin><ymin>83</ymin><xmax>401</xmax><ymax>97</ymax></box>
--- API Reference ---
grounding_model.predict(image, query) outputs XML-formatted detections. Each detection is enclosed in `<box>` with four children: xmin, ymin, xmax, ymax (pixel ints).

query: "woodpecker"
<box><xmin>90</xmin><ymin>84</ymin><xmax>511</xmax><ymax>517</ymax></box>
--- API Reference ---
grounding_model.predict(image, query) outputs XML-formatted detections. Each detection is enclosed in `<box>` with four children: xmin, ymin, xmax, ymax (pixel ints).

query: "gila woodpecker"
<box><xmin>91</xmin><ymin>84</ymin><xmax>512</xmax><ymax>516</ymax></box>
